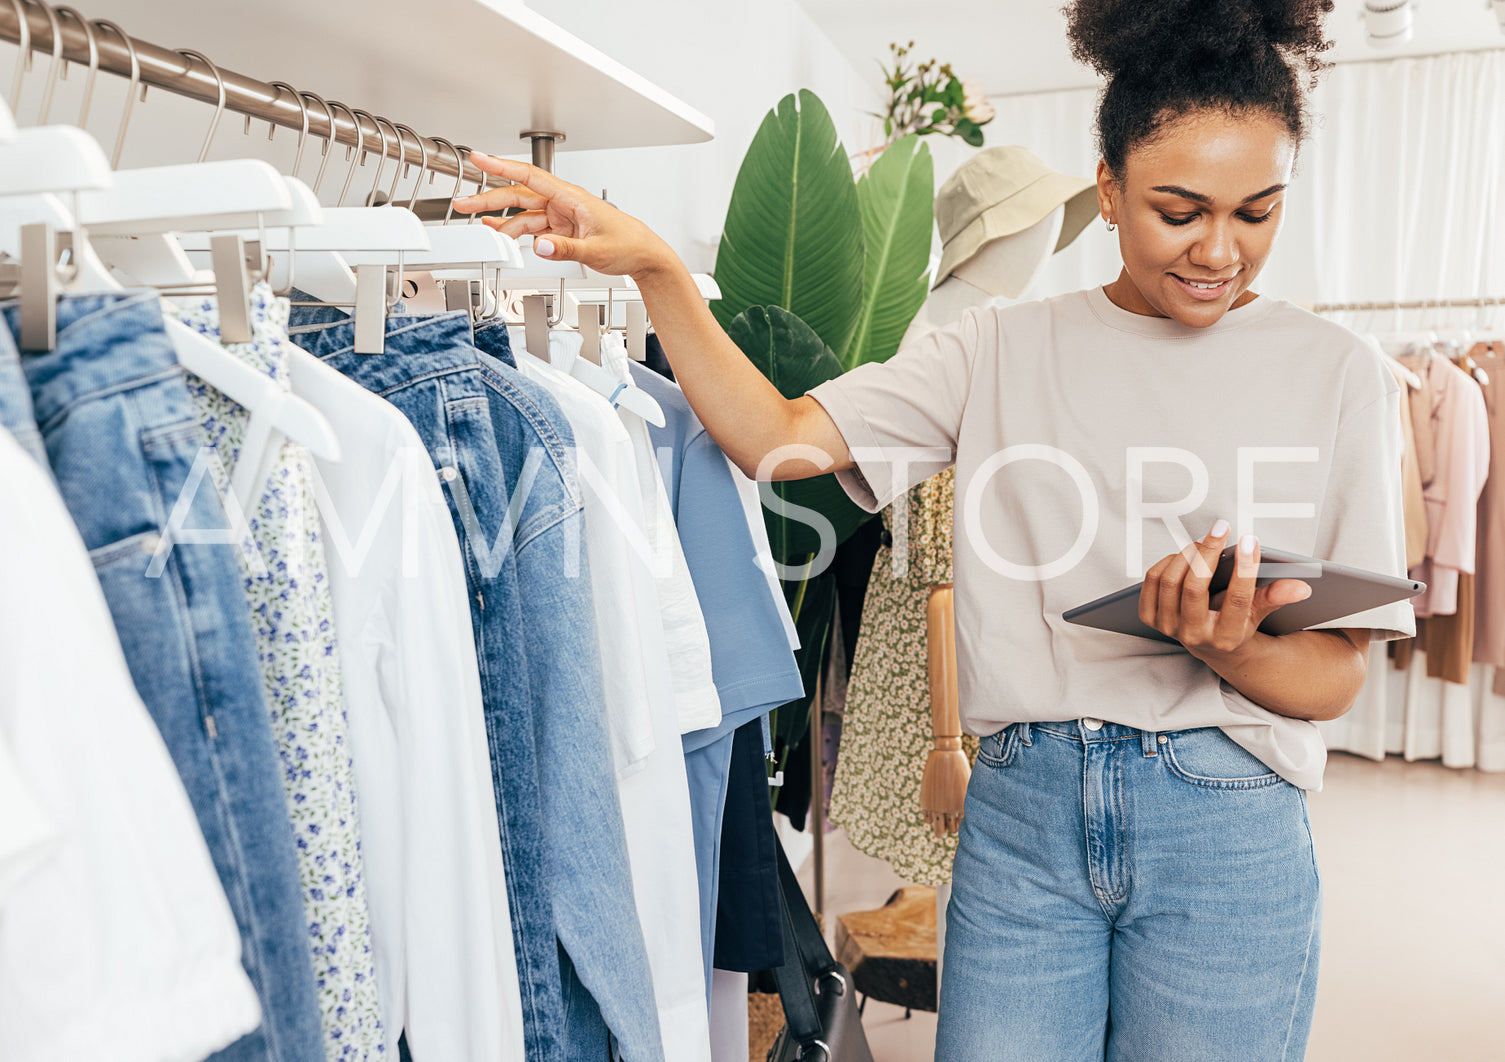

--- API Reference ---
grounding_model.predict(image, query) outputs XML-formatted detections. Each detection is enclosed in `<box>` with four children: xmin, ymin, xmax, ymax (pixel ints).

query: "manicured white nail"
<box><xmin>1210</xmin><ymin>519</ymin><xmax>1229</xmax><ymax>538</ymax></box>
<box><xmin>536</xmin><ymin>237</ymin><xmax>556</xmax><ymax>257</ymax></box>
<box><xmin>1240</xmin><ymin>533</ymin><xmax>1256</xmax><ymax>555</ymax></box>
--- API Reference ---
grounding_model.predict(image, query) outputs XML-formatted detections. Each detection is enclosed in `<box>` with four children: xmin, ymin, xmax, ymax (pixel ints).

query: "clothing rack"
<box><xmin>0</xmin><ymin>0</ymin><xmax>564</xmax><ymax>190</ymax></box>
<box><xmin>1311</xmin><ymin>295</ymin><xmax>1505</xmax><ymax>314</ymax></box>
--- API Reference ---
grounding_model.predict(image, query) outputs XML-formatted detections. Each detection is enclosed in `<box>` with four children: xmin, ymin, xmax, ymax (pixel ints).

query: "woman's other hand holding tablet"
<box><xmin>1139</xmin><ymin>520</ymin><xmax>1313</xmax><ymax>666</ymax></box>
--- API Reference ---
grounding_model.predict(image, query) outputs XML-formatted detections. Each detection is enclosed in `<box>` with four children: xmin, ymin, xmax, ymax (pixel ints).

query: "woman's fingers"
<box><xmin>1138</xmin><ymin>553</ymin><xmax>1176</xmax><ymax>630</ymax></box>
<box><xmin>1208</xmin><ymin>533</ymin><xmax>1261</xmax><ymax>649</ymax></box>
<box><xmin>484</xmin><ymin>210</ymin><xmax>550</xmax><ymax>239</ymax></box>
<box><xmin>451</xmin><ymin>184</ymin><xmax>549</xmax><ymax>215</ymax></box>
<box><xmin>1179</xmin><ymin>520</ymin><xmax>1231</xmax><ymax>631</ymax></box>
<box><xmin>465</xmin><ymin>150</ymin><xmax>572</xmax><ymax>200</ymax></box>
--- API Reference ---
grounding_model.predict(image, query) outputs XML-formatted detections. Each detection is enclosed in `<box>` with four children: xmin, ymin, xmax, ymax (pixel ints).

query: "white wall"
<box><xmin>0</xmin><ymin>0</ymin><xmax>878</xmax><ymax>277</ymax></box>
<box><xmin>519</xmin><ymin>0</ymin><xmax>882</xmax><ymax>273</ymax></box>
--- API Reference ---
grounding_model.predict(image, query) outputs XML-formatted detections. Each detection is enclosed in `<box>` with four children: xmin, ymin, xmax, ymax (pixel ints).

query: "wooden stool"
<box><xmin>833</xmin><ymin>885</ymin><xmax>938</xmax><ymax>1014</ymax></box>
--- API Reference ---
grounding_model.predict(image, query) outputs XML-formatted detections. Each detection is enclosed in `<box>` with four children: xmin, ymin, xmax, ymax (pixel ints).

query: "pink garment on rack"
<box><xmin>1399</xmin><ymin>352</ymin><xmax>1490</xmax><ymax>618</ymax></box>
<box><xmin>1473</xmin><ymin>342</ymin><xmax>1505</xmax><ymax>668</ymax></box>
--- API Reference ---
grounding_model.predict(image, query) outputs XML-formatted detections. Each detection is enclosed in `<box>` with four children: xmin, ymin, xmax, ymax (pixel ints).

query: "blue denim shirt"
<box><xmin>288</xmin><ymin>304</ymin><xmax>663</xmax><ymax>1062</ymax></box>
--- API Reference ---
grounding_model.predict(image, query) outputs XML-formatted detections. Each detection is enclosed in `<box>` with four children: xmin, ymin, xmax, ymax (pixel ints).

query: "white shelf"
<box><xmin>67</xmin><ymin>0</ymin><xmax>714</xmax><ymax>155</ymax></box>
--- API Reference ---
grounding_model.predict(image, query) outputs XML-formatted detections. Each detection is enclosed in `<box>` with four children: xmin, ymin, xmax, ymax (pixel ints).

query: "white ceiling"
<box><xmin>799</xmin><ymin>0</ymin><xmax>1505</xmax><ymax>97</ymax></box>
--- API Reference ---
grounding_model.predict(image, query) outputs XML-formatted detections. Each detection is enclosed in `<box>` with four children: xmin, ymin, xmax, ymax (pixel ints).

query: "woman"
<box><xmin>455</xmin><ymin>0</ymin><xmax>1412</xmax><ymax>1056</ymax></box>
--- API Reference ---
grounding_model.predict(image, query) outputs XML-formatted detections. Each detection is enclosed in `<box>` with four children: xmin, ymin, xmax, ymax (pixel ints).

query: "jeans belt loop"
<box><xmin>1141</xmin><ymin>728</ymin><xmax>1158</xmax><ymax>757</ymax></box>
<box><xmin>1018</xmin><ymin>721</ymin><xmax>1032</xmax><ymax>746</ymax></box>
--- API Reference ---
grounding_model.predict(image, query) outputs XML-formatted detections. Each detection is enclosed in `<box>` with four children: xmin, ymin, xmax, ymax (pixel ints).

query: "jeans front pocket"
<box><xmin>976</xmin><ymin>724</ymin><xmax>1021</xmax><ymax>770</ymax></box>
<box><xmin>1161</xmin><ymin>727</ymin><xmax>1285</xmax><ymax>790</ymax></box>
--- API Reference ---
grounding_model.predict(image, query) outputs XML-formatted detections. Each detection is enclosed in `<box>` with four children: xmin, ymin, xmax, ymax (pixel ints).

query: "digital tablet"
<box><xmin>1062</xmin><ymin>545</ymin><xmax>1425</xmax><ymax>644</ymax></box>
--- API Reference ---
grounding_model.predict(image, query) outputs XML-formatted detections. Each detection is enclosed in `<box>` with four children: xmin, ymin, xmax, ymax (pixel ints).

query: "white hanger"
<box><xmin>0</xmin><ymin>93</ymin><xmax>16</xmax><ymax>143</ymax></box>
<box><xmin>342</xmin><ymin>223</ymin><xmax>521</xmax><ymax>270</ymax></box>
<box><xmin>556</xmin><ymin>304</ymin><xmax>665</xmax><ymax>426</ymax></box>
<box><xmin>0</xmin><ymin>126</ymin><xmax>114</xmax><ymax>196</ymax></box>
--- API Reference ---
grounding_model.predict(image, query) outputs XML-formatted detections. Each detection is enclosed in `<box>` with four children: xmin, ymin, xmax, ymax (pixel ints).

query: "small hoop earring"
<box><xmin>1105</xmin><ymin>218</ymin><xmax>1117</xmax><ymax>232</ymax></box>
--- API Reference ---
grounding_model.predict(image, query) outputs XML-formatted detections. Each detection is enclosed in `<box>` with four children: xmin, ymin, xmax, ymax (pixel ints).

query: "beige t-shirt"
<box><xmin>808</xmin><ymin>286</ymin><xmax>1414</xmax><ymax>791</ymax></box>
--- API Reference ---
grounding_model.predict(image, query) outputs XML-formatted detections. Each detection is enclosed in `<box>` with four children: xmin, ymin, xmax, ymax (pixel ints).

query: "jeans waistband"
<box><xmin>1028</xmin><ymin>719</ymin><xmax>1160</xmax><ymax>745</ymax></box>
<box><xmin>286</xmin><ymin>305</ymin><xmax>482</xmax><ymax>396</ymax></box>
<box><xmin>1</xmin><ymin>291</ymin><xmax>185</xmax><ymax>430</ymax></box>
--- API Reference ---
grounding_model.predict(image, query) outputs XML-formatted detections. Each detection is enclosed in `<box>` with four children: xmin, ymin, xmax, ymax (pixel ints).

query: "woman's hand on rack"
<box><xmin>1139</xmin><ymin>522</ymin><xmax>1310</xmax><ymax>663</ymax></box>
<box><xmin>451</xmin><ymin>151</ymin><xmax>678</xmax><ymax>279</ymax></box>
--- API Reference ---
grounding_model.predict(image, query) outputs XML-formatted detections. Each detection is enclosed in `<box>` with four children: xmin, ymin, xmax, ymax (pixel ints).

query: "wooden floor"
<box><xmin>796</xmin><ymin>751</ymin><xmax>1505</xmax><ymax>1061</ymax></box>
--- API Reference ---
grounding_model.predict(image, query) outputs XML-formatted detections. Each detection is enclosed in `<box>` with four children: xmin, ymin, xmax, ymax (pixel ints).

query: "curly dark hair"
<box><xmin>1064</xmin><ymin>0</ymin><xmax>1335</xmax><ymax>175</ymax></box>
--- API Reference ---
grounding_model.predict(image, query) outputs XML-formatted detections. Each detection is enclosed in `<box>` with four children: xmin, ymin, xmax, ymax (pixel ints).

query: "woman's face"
<box><xmin>1098</xmin><ymin>109</ymin><xmax>1296</xmax><ymax>327</ymax></box>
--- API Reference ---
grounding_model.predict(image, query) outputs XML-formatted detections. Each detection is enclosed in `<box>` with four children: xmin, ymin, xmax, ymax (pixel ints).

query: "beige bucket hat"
<box><xmin>934</xmin><ymin>145</ymin><xmax>1099</xmax><ymax>287</ymax></box>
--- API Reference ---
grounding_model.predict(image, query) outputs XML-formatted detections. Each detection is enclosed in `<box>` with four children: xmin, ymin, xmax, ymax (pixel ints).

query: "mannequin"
<box><xmin>907</xmin><ymin>205</ymin><xmax>1066</xmax><ymax>340</ymax></box>
<box><xmin>916</xmin><ymin>204</ymin><xmax>1065</xmax><ymax>980</ymax></box>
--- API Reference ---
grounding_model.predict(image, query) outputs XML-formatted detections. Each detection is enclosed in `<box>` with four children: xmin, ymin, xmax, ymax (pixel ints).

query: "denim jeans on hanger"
<box><xmin>0</xmin><ymin>320</ymin><xmax>45</xmax><ymax>464</ymax></box>
<box><xmin>471</xmin><ymin>317</ymin><xmax>517</xmax><ymax>368</ymax></box>
<box><xmin>1</xmin><ymin>292</ymin><xmax>325</xmax><ymax>1062</ymax></box>
<box><xmin>287</xmin><ymin>302</ymin><xmax>664</xmax><ymax>1062</ymax></box>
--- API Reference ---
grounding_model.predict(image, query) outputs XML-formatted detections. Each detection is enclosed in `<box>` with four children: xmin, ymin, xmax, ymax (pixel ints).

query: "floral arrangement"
<box><xmin>873</xmin><ymin>41</ymin><xmax>996</xmax><ymax>149</ymax></box>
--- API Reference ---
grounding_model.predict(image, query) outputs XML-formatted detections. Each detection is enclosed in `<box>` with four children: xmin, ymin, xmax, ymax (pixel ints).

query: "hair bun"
<box><xmin>1064</xmin><ymin>0</ymin><xmax>1334</xmax><ymax>89</ymax></box>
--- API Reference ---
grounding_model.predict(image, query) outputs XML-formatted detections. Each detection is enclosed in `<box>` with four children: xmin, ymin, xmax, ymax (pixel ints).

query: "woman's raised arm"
<box><xmin>453</xmin><ymin>151</ymin><xmax>851</xmax><ymax>482</ymax></box>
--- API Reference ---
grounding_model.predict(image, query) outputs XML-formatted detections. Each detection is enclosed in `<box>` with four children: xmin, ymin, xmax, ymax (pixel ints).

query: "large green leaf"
<box><xmin>846</xmin><ymin>135</ymin><xmax>936</xmax><ymax>369</ymax></box>
<box><xmin>712</xmin><ymin>90</ymin><xmax>865</xmax><ymax>357</ymax></box>
<box><xmin>728</xmin><ymin>306</ymin><xmax>875</xmax><ymax>564</ymax></box>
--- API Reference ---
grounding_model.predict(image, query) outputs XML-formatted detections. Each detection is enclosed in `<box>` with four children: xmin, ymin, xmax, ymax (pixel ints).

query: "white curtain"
<box><xmin>979</xmin><ymin>49</ymin><xmax>1505</xmax><ymax>770</ymax></box>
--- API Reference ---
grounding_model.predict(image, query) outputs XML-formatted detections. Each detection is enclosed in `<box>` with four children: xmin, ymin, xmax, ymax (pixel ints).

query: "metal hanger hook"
<box><xmin>395</xmin><ymin>125</ymin><xmax>429</xmax><ymax>211</ymax></box>
<box><xmin>267</xmin><ymin>82</ymin><xmax>309</xmax><ymax>175</ymax></box>
<box><xmin>91</xmin><ymin>19</ymin><xmax>136</xmax><ymax>168</ymax></box>
<box><xmin>350</xmin><ymin>109</ymin><xmax>385</xmax><ymax>206</ymax></box>
<box><xmin>6</xmin><ymin>0</ymin><xmax>30</xmax><ymax>110</ymax></box>
<box><xmin>36</xmin><ymin>0</ymin><xmax>63</xmax><ymax>125</ymax></box>
<box><xmin>54</xmin><ymin>7</ymin><xmax>97</xmax><ymax>126</ymax></box>
<box><xmin>370</xmin><ymin>115</ymin><xmax>402</xmax><ymax>206</ymax></box>
<box><xmin>453</xmin><ymin>144</ymin><xmax>482</xmax><ymax>223</ymax></box>
<box><xmin>176</xmin><ymin>49</ymin><xmax>227</xmax><ymax>165</ymax></box>
<box><xmin>330</xmin><ymin>101</ymin><xmax>366</xmax><ymax>208</ymax></box>
<box><xmin>299</xmin><ymin>90</ymin><xmax>336</xmax><ymax>196</ymax></box>
<box><xmin>430</xmin><ymin>138</ymin><xmax>464</xmax><ymax>222</ymax></box>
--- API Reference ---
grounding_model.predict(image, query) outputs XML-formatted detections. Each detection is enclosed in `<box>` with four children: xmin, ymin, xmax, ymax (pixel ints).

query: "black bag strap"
<box><xmin>775</xmin><ymin>836</ymin><xmax>840</xmax><ymax>980</ymax></box>
<box><xmin>771</xmin><ymin>835</ymin><xmax>842</xmax><ymax>1046</ymax></box>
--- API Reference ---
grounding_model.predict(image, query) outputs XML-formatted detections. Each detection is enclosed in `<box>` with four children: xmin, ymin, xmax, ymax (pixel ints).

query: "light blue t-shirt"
<box><xmin>630</xmin><ymin>361</ymin><xmax>803</xmax><ymax>1000</ymax></box>
<box><xmin>631</xmin><ymin>362</ymin><xmax>804</xmax><ymax>749</ymax></box>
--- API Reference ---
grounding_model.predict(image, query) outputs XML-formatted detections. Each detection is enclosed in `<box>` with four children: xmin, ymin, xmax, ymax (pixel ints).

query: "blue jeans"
<box><xmin>0</xmin><ymin>319</ymin><xmax>45</xmax><ymax>464</ymax></box>
<box><xmin>289</xmin><ymin>307</ymin><xmax>663</xmax><ymax>1062</ymax></box>
<box><xmin>3</xmin><ymin>293</ymin><xmax>325</xmax><ymax>1062</ymax></box>
<box><xmin>939</xmin><ymin>719</ymin><xmax>1322</xmax><ymax>1062</ymax></box>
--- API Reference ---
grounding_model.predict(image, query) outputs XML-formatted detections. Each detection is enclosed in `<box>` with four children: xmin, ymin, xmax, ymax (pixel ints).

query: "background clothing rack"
<box><xmin>1311</xmin><ymin>295</ymin><xmax>1505</xmax><ymax>313</ymax></box>
<box><xmin>0</xmin><ymin>0</ymin><xmax>548</xmax><ymax>184</ymax></box>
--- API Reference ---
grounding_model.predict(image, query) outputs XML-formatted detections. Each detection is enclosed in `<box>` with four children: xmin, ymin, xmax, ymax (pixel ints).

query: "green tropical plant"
<box><xmin>847</xmin><ymin>134</ymin><xmax>936</xmax><ymax>370</ymax></box>
<box><xmin>711</xmin><ymin>90</ymin><xmax>938</xmax><ymax>786</ymax></box>
<box><xmin>728</xmin><ymin>306</ymin><xmax>871</xmax><ymax>564</ymax></box>
<box><xmin>710</xmin><ymin>90</ymin><xmax>865</xmax><ymax>358</ymax></box>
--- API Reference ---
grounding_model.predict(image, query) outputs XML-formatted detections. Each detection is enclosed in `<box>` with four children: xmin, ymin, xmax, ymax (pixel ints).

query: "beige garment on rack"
<box><xmin>1398</xmin><ymin>351</ymin><xmax>1490</xmax><ymax>618</ymax></box>
<box><xmin>1471</xmin><ymin>342</ymin><xmax>1505</xmax><ymax>672</ymax></box>
<box><xmin>1388</xmin><ymin>359</ymin><xmax>1429</xmax><ymax>570</ymax></box>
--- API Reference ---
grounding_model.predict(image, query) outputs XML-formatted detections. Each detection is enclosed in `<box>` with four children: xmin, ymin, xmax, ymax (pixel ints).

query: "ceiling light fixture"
<box><xmin>1363</xmin><ymin>0</ymin><xmax>1415</xmax><ymax>47</ymax></box>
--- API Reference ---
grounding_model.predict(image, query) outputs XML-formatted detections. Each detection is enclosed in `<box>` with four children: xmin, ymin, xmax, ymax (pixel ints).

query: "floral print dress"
<box><xmin>169</xmin><ymin>285</ymin><xmax>384</xmax><ymax>1060</ymax></box>
<box><xmin>828</xmin><ymin>468</ymin><xmax>979</xmax><ymax>887</ymax></box>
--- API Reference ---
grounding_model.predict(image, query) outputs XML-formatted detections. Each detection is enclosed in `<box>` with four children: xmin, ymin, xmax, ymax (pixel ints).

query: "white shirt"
<box><xmin>599</xmin><ymin>335</ymin><xmax>722</xmax><ymax>733</ymax></box>
<box><xmin>517</xmin><ymin>326</ymin><xmax>722</xmax><ymax>734</ymax></box>
<box><xmin>288</xmin><ymin>348</ymin><xmax>524</xmax><ymax>1062</ymax></box>
<box><xmin>513</xmin><ymin>348</ymin><xmax>714</xmax><ymax>1062</ymax></box>
<box><xmin>0</xmin><ymin>425</ymin><xmax>262</xmax><ymax>1062</ymax></box>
